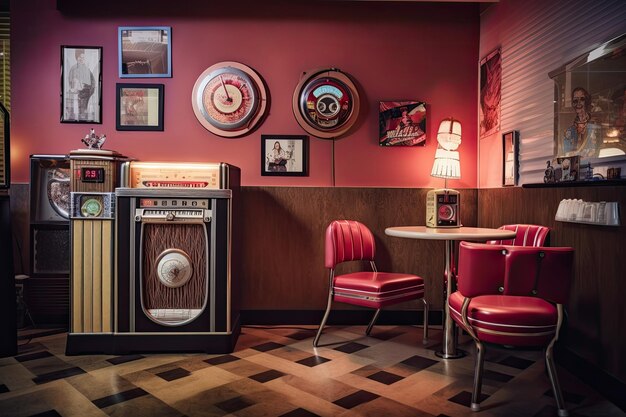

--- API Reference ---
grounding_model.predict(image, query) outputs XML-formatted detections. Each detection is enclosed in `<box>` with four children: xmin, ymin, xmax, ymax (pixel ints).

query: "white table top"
<box><xmin>385</xmin><ymin>226</ymin><xmax>517</xmax><ymax>241</ymax></box>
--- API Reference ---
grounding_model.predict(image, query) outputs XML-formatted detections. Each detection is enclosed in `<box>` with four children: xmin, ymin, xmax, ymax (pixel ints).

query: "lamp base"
<box><xmin>426</xmin><ymin>188</ymin><xmax>461</xmax><ymax>228</ymax></box>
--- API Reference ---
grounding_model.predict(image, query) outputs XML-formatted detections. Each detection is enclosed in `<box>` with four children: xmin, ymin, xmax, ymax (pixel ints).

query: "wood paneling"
<box><xmin>239</xmin><ymin>187</ymin><xmax>478</xmax><ymax>312</ymax></box>
<box><xmin>478</xmin><ymin>186</ymin><xmax>626</xmax><ymax>382</ymax></box>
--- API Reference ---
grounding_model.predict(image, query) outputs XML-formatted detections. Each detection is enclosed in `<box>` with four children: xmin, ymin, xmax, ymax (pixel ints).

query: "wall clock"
<box><xmin>192</xmin><ymin>61</ymin><xmax>268</xmax><ymax>138</ymax></box>
<box><xmin>292</xmin><ymin>68</ymin><xmax>360</xmax><ymax>139</ymax></box>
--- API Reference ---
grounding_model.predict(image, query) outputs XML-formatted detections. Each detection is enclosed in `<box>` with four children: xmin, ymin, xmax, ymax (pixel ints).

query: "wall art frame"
<box><xmin>261</xmin><ymin>135</ymin><xmax>308</xmax><ymax>176</ymax></box>
<box><xmin>116</xmin><ymin>83</ymin><xmax>164</xmax><ymax>131</ymax></box>
<box><xmin>379</xmin><ymin>100</ymin><xmax>427</xmax><ymax>146</ymax></box>
<box><xmin>502</xmin><ymin>130</ymin><xmax>519</xmax><ymax>186</ymax></box>
<box><xmin>60</xmin><ymin>45</ymin><xmax>102</xmax><ymax>124</ymax></box>
<box><xmin>118</xmin><ymin>26</ymin><xmax>172</xmax><ymax>78</ymax></box>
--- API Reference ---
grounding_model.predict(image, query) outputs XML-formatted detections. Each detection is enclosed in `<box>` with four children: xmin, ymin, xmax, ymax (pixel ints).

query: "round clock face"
<box><xmin>192</xmin><ymin>61</ymin><xmax>268</xmax><ymax>138</ymax></box>
<box><xmin>293</xmin><ymin>68</ymin><xmax>360</xmax><ymax>139</ymax></box>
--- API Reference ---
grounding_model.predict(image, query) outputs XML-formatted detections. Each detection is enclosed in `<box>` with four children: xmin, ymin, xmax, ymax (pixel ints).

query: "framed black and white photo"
<box><xmin>502</xmin><ymin>130</ymin><xmax>519</xmax><ymax>186</ymax></box>
<box><xmin>118</xmin><ymin>27</ymin><xmax>171</xmax><ymax>78</ymax></box>
<box><xmin>261</xmin><ymin>135</ymin><xmax>308</xmax><ymax>176</ymax></box>
<box><xmin>116</xmin><ymin>83</ymin><xmax>164</xmax><ymax>131</ymax></box>
<box><xmin>61</xmin><ymin>46</ymin><xmax>102</xmax><ymax>123</ymax></box>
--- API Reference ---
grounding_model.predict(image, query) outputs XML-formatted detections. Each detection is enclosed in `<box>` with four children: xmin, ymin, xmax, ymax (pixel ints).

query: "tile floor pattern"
<box><xmin>0</xmin><ymin>325</ymin><xmax>623</xmax><ymax>417</ymax></box>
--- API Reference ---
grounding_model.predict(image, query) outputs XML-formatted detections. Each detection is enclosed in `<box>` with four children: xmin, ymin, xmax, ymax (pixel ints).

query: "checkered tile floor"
<box><xmin>0</xmin><ymin>325</ymin><xmax>622</xmax><ymax>416</ymax></box>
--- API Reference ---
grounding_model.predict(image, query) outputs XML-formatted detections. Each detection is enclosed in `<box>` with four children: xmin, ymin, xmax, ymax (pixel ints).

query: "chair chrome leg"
<box><xmin>471</xmin><ymin>341</ymin><xmax>485</xmax><ymax>412</ymax></box>
<box><xmin>422</xmin><ymin>298</ymin><xmax>429</xmax><ymax>344</ymax></box>
<box><xmin>313</xmin><ymin>285</ymin><xmax>334</xmax><ymax>347</ymax></box>
<box><xmin>546</xmin><ymin>345</ymin><xmax>569</xmax><ymax>416</ymax></box>
<box><xmin>366</xmin><ymin>308</ymin><xmax>381</xmax><ymax>336</ymax></box>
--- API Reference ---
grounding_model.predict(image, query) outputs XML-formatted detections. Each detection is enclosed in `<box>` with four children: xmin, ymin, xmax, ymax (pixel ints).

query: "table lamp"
<box><xmin>426</xmin><ymin>117</ymin><xmax>461</xmax><ymax>228</ymax></box>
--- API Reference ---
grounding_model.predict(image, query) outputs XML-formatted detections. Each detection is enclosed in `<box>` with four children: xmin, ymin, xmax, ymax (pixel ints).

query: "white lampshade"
<box><xmin>431</xmin><ymin>118</ymin><xmax>462</xmax><ymax>180</ymax></box>
<box><xmin>436</xmin><ymin>118</ymin><xmax>462</xmax><ymax>151</ymax></box>
<box><xmin>431</xmin><ymin>149</ymin><xmax>461</xmax><ymax>179</ymax></box>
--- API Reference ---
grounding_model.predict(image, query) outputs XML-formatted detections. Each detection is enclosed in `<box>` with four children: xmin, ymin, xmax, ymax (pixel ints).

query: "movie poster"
<box><xmin>479</xmin><ymin>48</ymin><xmax>501</xmax><ymax>138</ymax></box>
<box><xmin>379</xmin><ymin>101</ymin><xmax>427</xmax><ymax>146</ymax></box>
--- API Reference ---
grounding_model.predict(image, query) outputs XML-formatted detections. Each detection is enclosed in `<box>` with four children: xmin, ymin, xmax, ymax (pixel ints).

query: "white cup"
<box><xmin>605</xmin><ymin>202</ymin><xmax>620</xmax><ymax>226</ymax></box>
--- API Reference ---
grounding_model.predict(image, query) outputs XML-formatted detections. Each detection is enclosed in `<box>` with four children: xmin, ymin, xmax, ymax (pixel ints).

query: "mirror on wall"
<box><xmin>550</xmin><ymin>33</ymin><xmax>626</xmax><ymax>162</ymax></box>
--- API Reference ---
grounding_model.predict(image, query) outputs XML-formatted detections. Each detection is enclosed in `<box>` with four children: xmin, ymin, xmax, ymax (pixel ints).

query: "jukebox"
<box><xmin>114</xmin><ymin>162</ymin><xmax>240</xmax><ymax>353</ymax></box>
<box><xmin>66</xmin><ymin>148</ymin><xmax>127</xmax><ymax>354</ymax></box>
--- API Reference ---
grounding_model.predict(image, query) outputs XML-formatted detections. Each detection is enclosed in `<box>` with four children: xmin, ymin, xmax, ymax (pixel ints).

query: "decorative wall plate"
<box><xmin>292</xmin><ymin>68</ymin><xmax>360</xmax><ymax>139</ymax></box>
<box><xmin>192</xmin><ymin>61</ymin><xmax>268</xmax><ymax>138</ymax></box>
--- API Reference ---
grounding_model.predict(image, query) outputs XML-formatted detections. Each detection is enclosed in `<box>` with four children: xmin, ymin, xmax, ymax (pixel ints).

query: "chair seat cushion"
<box><xmin>449</xmin><ymin>291</ymin><xmax>558</xmax><ymax>346</ymax></box>
<box><xmin>334</xmin><ymin>272</ymin><xmax>424</xmax><ymax>308</ymax></box>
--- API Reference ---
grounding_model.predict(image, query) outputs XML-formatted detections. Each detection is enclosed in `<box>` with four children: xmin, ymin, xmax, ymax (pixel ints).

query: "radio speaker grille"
<box><xmin>143</xmin><ymin>224</ymin><xmax>207</xmax><ymax>309</ymax></box>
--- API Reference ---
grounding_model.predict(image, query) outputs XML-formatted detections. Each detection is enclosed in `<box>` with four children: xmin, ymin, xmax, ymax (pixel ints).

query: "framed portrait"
<box><xmin>261</xmin><ymin>135</ymin><xmax>308</xmax><ymax>176</ymax></box>
<box><xmin>118</xmin><ymin>27</ymin><xmax>172</xmax><ymax>78</ymax></box>
<box><xmin>502</xmin><ymin>130</ymin><xmax>519</xmax><ymax>186</ymax></box>
<box><xmin>61</xmin><ymin>45</ymin><xmax>102</xmax><ymax>123</ymax></box>
<box><xmin>479</xmin><ymin>47</ymin><xmax>501</xmax><ymax>138</ymax></box>
<box><xmin>550</xmin><ymin>33</ymin><xmax>626</xmax><ymax>160</ymax></box>
<box><xmin>379</xmin><ymin>101</ymin><xmax>427</xmax><ymax>146</ymax></box>
<box><xmin>116</xmin><ymin>83</ymin><xmax>164</xmax><ymax>131</ymax></box>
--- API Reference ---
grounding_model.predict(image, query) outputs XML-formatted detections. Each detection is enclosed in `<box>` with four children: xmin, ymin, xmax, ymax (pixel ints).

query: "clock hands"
<box><xmin>219</xmin><ymin>75</ymin><xmax>233</xmax><ymax>103</ymax></box>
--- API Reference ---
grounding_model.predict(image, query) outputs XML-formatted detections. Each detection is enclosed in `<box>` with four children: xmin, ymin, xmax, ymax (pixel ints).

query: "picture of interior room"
<box><xmin>1</xmin><ymin>1</ymin><xmax>625</xmax><ymax>416</ymax></box>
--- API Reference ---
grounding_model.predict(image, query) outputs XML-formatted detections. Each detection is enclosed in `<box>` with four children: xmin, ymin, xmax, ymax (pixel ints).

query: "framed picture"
<box><xmin>550</xmin><ymin>33</ymin><xmax>625</xmax><ymax>160</ymax></box>
<box><xmin>261</xmin><ymin>135</ymin><xmax>308</xmax><ymax>176</ymax></box>
<box><xmin>118</xmin><ymin>27</ymin><xmax>171</xmax><ymax>78</ymax></box>
<box><xmin>116</xmin><ymin>83</ymin><xmax>164</xmax><ymax>131</ymax></box>
<box><xmin>61</xmin><ymin>46</ymin><xmax>102</xmax><ymax>123</ymax></box>
<box><xmin>555</xmin><ymin>155</ymin><xmax>580</xmax><ymax>182</ymax></box>
<box><xmin>379</xmin><ymin>101</ymin><xmax>427</xmax><ymax>146</ymax></box>
<box><xmin>479</xmin><ymin>47</ymin><xmax>501</xmax><ymax>138</ymax></box>
<box><xmin>502</xmin><ymin>130</ymin><xmax>519</xmax><ymax>186</ymax></box>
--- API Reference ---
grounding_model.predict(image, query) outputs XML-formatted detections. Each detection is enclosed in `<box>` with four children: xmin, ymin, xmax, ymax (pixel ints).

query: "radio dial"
<box><xmin>438</xmin><ymin>204</ymin><xmax>455</xmax><ymax>221</ymax></box>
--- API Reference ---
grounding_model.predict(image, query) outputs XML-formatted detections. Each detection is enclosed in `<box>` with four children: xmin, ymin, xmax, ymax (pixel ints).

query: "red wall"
<box><xmin>11</xmin><ymin>0</ymin><xmax>479</xmax><ymax>187</ymax></box>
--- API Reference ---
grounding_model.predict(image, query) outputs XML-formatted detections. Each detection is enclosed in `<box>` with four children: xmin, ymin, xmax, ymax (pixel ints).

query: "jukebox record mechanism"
<box><xmin>46</xmin><ymin>168</ymin><xmax>71</xmax><ymax>219</ymax></box>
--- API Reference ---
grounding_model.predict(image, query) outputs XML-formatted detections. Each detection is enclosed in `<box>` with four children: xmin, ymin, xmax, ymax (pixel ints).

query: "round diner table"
<box><xmin>385</xmin><ymin>226</ymin><xmax>517</xmax><ymax>359</ymax></box>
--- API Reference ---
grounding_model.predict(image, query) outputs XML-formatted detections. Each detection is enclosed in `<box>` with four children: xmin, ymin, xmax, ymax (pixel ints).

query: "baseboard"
<box><xmin>556</xmin><ymin>345</ymin><xmax>626</xmax><ymax>412</ymax></box>
<box><xmin>241</xmin><ymin>309</ymin><xmax>442</xmax><ymax>326</ymax></box>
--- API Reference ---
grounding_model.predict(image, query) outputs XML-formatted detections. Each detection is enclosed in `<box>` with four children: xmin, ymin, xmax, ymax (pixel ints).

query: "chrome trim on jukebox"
<box><xmin>138</xmin><ymin>221</ymin><xmax>211</xmax><ymax>327</ymax></box>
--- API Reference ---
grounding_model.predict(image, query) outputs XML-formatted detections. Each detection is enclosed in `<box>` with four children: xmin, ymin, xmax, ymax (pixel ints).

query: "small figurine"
<box><xmin>544</xmin><ymin>160</ymin><xmax>554</xmax><ymax>183</ymax></box>
<box><xmin>81</xmin><ymin>128</ymin><xmax>106</xmax><ymax>150</ymax></box>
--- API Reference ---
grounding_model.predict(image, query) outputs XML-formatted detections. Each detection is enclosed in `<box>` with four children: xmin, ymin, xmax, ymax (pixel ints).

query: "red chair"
<box><xmin>487</xmin><ymin>224</ymin><xmax>550</xmax><ymax>247</ymax></box>
<box><xmin>314</xmin><ymin>220</ymin><xmax>428</xmax><ymax>347</ymax></box>
<box><xmin>449</xmin><ymin>242</ymin><xmax>574</xmax><ymax>415</ymax></box>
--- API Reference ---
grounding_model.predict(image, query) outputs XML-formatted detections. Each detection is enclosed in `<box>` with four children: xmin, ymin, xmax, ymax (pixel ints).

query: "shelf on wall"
<box><xmin>523</xmin><ymin>179</ymin><xmax>626</xmax><ymax>188</ymax></box>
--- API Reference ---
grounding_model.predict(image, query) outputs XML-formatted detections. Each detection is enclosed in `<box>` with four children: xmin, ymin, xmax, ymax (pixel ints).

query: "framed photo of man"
<box><xmin>61</xmin><ymin>46</ymin><xmax>102</xmax><ymax>123</ymax></box>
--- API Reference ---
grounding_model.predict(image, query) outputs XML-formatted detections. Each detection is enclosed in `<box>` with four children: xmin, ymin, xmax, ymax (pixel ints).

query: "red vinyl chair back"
<box><xmin>325</xmin><ymin>220</ymin><xmax>376</xmax><ymax>268</ymax></box>
<box><xmin>457</xmin><ymin>242</ymin><xmax>573</xmax><ymax>303</ymax></box>
<box><xmin>487</xmin><ymin>224</ymin><xmax>550</xmax><ymax>247</ymax></box>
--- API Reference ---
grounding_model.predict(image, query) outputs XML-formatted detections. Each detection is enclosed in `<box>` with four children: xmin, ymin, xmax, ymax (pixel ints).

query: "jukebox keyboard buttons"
<box><xmin>156</xmin><ymin>249</ymin><xmax>193</xmax><ymax>288</ymax></box>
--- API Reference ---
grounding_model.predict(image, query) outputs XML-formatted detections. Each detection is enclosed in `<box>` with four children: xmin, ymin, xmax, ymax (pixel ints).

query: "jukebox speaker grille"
<box><xmin>142</xmin><ymin>224</ymin><xmax>207</xmax><ymax>310</ymax></box>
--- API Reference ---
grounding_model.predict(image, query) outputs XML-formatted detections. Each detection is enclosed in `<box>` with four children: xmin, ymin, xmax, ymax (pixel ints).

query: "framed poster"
<box><xmin>61</xmin><ymin>46</ymin><xmax>102</xmax><ymax>123</ymax></box>
<box><xmin>118</xmin><ymin>27</ymin><xmax>172</xmax><ymax>78</ymax></box>
<box><xmin>116</xmin><ymin>83</ymin><xmax>164</xmax><ymax>131</ymax></box>
<box><xmin>502</xmin><ymin>130</ymin><xmax>519</xmax><ymax>186</ymax></box>
<box><xmin>550</xmin><ymin>33</ymin><xmax>626</xmax><ymax>159</ymax></box>
<box><xmin>379</xmin><ymin>100</ymin><xmax>427</xmax><ymax>146</ymax></box>
<box><xmin>479</xmin><ymin>48</ymin><xmax>501</xmax><ymax>138</ymax></box>
<box><xmin>261</xmin><ymin>135</ymin><xmax>308</xmax><ymax>176</ymax></box>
